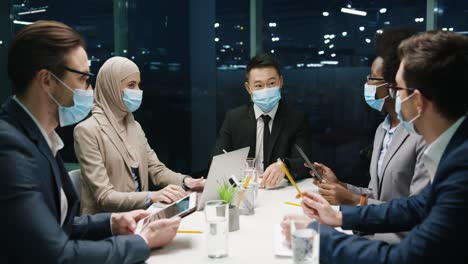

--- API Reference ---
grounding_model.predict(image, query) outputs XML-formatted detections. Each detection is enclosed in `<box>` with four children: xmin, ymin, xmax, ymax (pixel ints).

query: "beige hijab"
<box><xmin>93</xmin><ymin>56</ymin><xmax>141</xmax><ymax>168</ymax></box>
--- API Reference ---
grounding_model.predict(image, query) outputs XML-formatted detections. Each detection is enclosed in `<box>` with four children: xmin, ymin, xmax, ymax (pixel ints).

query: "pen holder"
<box><xmin>228</xmin><ymin>205</ymin><xmax>240</xmax><ymax>232</ymax></box>
<box><xmin>236</xmin><ymin>185</ymin><xmax>256</xmax><ymax>215</ymax></box>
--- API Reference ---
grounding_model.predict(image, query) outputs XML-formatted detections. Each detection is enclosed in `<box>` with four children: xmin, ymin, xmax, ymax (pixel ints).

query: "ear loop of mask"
<box><xmin>47</xmin><ymin>72</ymin><xmax>73</xmax><ymax>107</ymax></box>
<box><xmin>376</xmin><ymin>83</ymin><xmax>390</xmax><ymax>100</ymax></box>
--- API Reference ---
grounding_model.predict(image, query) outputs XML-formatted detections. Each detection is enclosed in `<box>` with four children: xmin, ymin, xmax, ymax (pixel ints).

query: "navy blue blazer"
<box><xmin>0</xmin><ymin>98</ymin><xmax>149</xmax><ymax>263</ymax></box>
<box><xmin>318</xmin><ymin>117</ymin><xmax>468</xmax><ymax>263</ymax></box>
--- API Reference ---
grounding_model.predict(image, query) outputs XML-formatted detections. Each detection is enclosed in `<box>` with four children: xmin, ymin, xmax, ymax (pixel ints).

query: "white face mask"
<box><xmin>49</xmin><ymin>72</ymin><xmax>94</xmax><ymax>127</ymax></box>
<box><xmin>123</xmin><ymin>88</ymin><xmax>143</xmax><ymax>112</ymax></box>
<box><xmin>395</xmin><ymin>91</ymin><xmax>421</xmax><ymax>134</ymax></box>
<box><xmin>364</xmin><ymin>82</ymin><xmax>389</xmax><ymax>112</ymax></box>
<box><xmin>251</xmin><ymin>86</ymin><xmax>282</xmax><ymax>112</ymax></box>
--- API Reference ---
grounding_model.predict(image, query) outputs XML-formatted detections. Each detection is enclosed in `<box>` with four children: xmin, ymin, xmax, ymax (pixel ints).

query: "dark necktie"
<box><xmin>261</xmin><ymin>115</ymin><xmax>271</xmax><ymax>167</ymax></box>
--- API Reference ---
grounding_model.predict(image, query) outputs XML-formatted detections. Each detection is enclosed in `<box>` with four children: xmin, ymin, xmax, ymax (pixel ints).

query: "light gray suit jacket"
<box><xmin>346</xmin><ymin>121</ymin><xmax>430</xmax><ymax>243</ymax></box>
<box><xmin>347</xmin><ymin>122</ymin><xmax>430</xmax><ymax>204</ymax></box>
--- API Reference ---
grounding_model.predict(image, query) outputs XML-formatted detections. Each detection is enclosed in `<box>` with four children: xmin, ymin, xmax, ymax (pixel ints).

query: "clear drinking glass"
<box><xmin>205</xmin><ymin>200</ymin><xmax>229</xmax><ymax>259</ymax></box>
<box><xmin>243</xmin><ymin>158</ymin><xmax>259</xmax><ymax>206</ymax></box>
<box><xmin>236</xmin><ymin>185</ymin><xmax>256</xmax><ymax>215</ymax></box>
<box><xmin>290</xmin><ymin>219</ymin><xmax>320</xmax><ymax>264</ymax></box>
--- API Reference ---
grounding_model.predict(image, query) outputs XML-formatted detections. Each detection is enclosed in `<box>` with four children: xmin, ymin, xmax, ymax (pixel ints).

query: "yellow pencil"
<box><xmin>284</xmin><ymin>201</ymin><xmax>301</xmax><ymax>207</ymax></box>
<box><xmin>236</xmin><ymin>175</ymin><xmax>252</xmax><ymax>206</ymax></box>
<box><xmin>279</xmin><ymin>159</ymin><xmax>304</xmax><ymax>198</ymax></box>
<box><xmin>177</xmin><ymin>230</ymin><xmax>202</xmax><ymax>234</ymax></box>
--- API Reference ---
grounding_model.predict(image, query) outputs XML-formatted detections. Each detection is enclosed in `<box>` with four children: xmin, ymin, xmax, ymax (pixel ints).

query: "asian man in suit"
<box><xmin>212</xmin><ymin>53</ymin><xmax>311</xmax><ymax>187</ymax></box>
<box><xmin>283</xmin><ymin>31</ymin><xmax>468</xmax><ymax>263</ymax></box>
<box><xmin>0</xmin><ymin>20</ymin><xmax>180</xmax><ymax>264</ymax></box>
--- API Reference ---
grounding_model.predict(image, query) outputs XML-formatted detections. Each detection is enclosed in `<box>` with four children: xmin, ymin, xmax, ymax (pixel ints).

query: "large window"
<box><xmin>215</xmin><ymin>0</ymin><xmax>250</xmax><ymax>69</ymax></box>
<box><xmin>127</xmin><ymin>0</ymin><xmax>192</xmax><ymax>174</ymax></box>
<box><xmin>9</xmin><ymin>0</ymin><xmax>114</xmax><ymax>166</ymax></box>
<box><xmin>436</xmin><ymin>0</ymin><xmax>468</xmax><ymax>33</ymax></box>
<box><xmin>3</xmin><ymin>0</ymin><xmax>467</xmax><ymax>183</ymax></box>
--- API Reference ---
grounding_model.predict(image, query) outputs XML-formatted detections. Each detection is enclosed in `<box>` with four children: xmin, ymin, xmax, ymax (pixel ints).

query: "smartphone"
<box><xmin>228</xmin><ymin>174</ymin><xmax>240</xmax><ymax>187</ymax></box>
<box><xmin>138</xmin><ymin>192</ymin><xmax>197</xmax><ymax>233</ymax></box>
<box><xmin>294</xmin><ymin>144</ymin><xmax>323</xmax><ymax>183</ymax></box>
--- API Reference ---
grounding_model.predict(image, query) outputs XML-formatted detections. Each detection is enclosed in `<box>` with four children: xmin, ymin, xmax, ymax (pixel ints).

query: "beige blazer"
<box><xmin>74</xmin><ymin>115</ymin><xmax>186</xmax><ymax>215</ymax></box>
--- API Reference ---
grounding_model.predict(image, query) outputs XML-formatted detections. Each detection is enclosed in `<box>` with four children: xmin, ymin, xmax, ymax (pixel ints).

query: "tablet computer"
<box><xmin>137</xmin><ymin>192</ymin><xmax>197</xmax><ymax>233</ymax></box>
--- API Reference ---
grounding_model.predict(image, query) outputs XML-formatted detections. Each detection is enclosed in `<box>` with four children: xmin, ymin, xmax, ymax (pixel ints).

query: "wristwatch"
<box><xmin>182</xmin><ymin>176</ymin><xmax>191</xmax><ymax>191</ymax></box>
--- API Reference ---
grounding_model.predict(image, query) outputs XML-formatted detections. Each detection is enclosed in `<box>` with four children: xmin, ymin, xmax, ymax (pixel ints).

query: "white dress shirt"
<box><xmin>13</xmin><ymin>96</ymin><xmax>68</xmax><ymax>226</ymax></box>
<box><xmin>253</xmin><ymin>103</ymin><xmax>279</xmax><ymax>172</ymax></box>
<box><xmin>423</xmin><ymin>116</ymin><xmax>466</xmax><ymax>182</ymax></box>
<box><xmin>377</xmin><ymin>115</ymin><xmax>398</xmax><ymax>181</ymax></box>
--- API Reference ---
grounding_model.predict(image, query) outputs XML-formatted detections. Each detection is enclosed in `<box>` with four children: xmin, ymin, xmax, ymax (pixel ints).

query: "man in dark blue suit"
<box><xmin>282</xmin><ymin>30</ymin><xmax>468</xmax><ymax>263</ymax></box>
<box><xmin>0</xmin><ymin>21</ymin><xmax>181</xmax><ymax>263</ymax></box>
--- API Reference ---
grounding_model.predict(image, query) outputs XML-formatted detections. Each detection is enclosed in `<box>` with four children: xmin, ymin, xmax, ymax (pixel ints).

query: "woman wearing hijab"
<box><xmin>74</xmin><ymin>56</ymin><xmax>205</xmax><ymax>214</ymax></box>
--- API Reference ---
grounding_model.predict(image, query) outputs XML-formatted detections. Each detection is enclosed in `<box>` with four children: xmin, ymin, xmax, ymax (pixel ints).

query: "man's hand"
<box><xmin>298</xmin><ymin>190</ymin><xmax>343</xmax><ymax>227</ymax></box>
<box><xmin>280</xmin><ymin>214</ymin><xmax>313</xmax><ymax>247</ymax></box>
<box><xmin>111</xmin><ymin>210</ymin><xmax>150</xmax><ymax>235</ymax></box>
<box><xmin>139</xmin><ymin>217</ymin><xmax>181</xmax><ymax>249</ymax></box>
<box><xmin>260</xmin><ymin>161</ymin><xmax>285</xmax><ymax>187</ymax></box>
<box><xmin>318</xmin><ymin>182</ymin><xmax>361</xmax><ymax>205</ymax></box>
<box><xmin>151</xmin><ymin>185</ymin><xmax>187</xmax><ymax>204</ymax></box>
<box><xmin>184</xmin><ymin>177</ymin><xmax>206</xmax><ymax>192</ymax></box>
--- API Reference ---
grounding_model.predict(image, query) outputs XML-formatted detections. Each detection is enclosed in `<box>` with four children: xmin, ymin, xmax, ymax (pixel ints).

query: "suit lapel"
<box><xmin>247</xmin><ymin>104</ymin><xmax>257</xmax><ymax>158</ymax></box>
<box><xmin>267</xmin><ymin>101</ymin><xmax>285</xmax><ymax>164</ymax></box>
<box><xmin>370</xmin><ymin>124</ymin><xmax>385</xmax><ymax>193</ymax></box>
<box><xmin>433</xmin><ymin>117</ymin><xmax>468</xmax><ymax>184</ymax></box>
<box><xmin>4</xmin><ymin>99</ymin><xmax>63</xmax><ymax>218</ymax></box>
<box><xmin>96</xmin><ymin>116</ymin><xmax>133</xmax><ymax>174</ymax></box>
<box><xmin>56</xmin><ymin>154</ymin><xmax>79</xmax><ymax>232</ymax></box>
<box><xmin>378</xmin><ymin>127</ymin><xmax>409</xmax><ymax>197</ymax></box>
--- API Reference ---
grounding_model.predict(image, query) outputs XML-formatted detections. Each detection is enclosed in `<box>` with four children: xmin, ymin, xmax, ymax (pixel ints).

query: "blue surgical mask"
<box><xmin>252</xmin><ymin>86</ymin><xmax>281</xmax><ymax>112</ymax></box>
<box><xmin>364</xmin><ymin>83</ymin><xmax>388</xmax><ymax>112</ymax></box>
<box><xmin>123</xmin><ymin>88</ymin><xmax>143</xmax><ymax>112</ymax></box>
<box><xmin>49</xmin><ymin>73</ymin><xmax>94</xmax><ymax>127</ymax></box>
<box><xmin>395</xmin><ymin>91</ymin><xmax>420</xmax><ymax>134</ymax></box>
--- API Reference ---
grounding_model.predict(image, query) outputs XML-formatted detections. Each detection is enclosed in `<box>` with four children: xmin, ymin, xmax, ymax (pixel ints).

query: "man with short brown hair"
<box><xmin>283</xmin><ymin>30</ymin><xmax>468</xmax><ymax>263</ymax></box>
<box><xmin>0</xmin><ymin>20</ymin><xmax>180</xmax><ymax>263</ymax></box>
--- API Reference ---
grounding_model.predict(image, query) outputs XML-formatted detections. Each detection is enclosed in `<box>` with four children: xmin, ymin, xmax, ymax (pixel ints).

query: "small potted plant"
<box><xmin>217</xmin><ymin>180</ymin><xmax>240</xmax><ymax>232</ymax></box>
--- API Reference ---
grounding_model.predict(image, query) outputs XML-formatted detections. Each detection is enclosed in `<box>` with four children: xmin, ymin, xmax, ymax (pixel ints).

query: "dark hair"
<box><xmin>375</xmin><ymin>27</ymin><xmax>418</xmax><ymax>83</ymax></box>
<box><xmin>7</xmin><ymin>20</ymin><xmax>84</xmax><ymax>96</ymax></box>
<box><xmin>246</xmin><ymin>53</ymin><xmax>281</xmax><ymax>80</ymax></box>
<box><xmin>398</xmin><ymin>30</ymin><xmax>468</xmax><ymax>120</ymax></box>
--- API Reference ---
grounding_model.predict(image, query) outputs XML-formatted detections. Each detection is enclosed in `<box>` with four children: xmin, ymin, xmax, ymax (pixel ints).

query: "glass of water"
<box><xmin>291</xmin><ymin>219</ymin><xmax>320</xmax><ymax>264</ymax></box>
<box><xmin>205</xmin><ymin>200</ymin><xmax>229</xmax><ymax>259</ymax></box>
<box><xmin>243</xmin><ymin>158</ymin><xmax>260</xmax><ymax>205</ymax></box>
<box><xmin>243</xmin><ymin>158</ymin><xmax>258</xmax><ymax>182</ymax></box>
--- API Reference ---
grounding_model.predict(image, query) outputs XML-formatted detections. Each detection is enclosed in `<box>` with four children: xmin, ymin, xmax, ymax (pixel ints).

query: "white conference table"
<box><xmin>147</xmin><ymin>179</ymin><xmax>323</xmax><ymax>263</ymax></box>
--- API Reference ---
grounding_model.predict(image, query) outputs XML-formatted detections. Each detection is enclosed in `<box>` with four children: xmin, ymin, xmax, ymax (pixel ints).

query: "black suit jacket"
<box><xmin>212</xmin><ymin>100</ymin><xmax>311</xmax><ymax>180</ymax></box>
<box><xmin>0</xmin><ymin>98</ymin><xmax>149</xmax><ymax>263</ymax></box>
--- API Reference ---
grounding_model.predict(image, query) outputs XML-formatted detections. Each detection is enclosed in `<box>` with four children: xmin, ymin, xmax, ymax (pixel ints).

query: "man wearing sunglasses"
<box><xmin>0</xmin><ymin>21</ymin><xmax>180</xmax><ymax>263</ymax></box>
<box><xmin>294</xmin><ymin>31</ymin><xmax>468</xmax><ymax>263</ymax></box>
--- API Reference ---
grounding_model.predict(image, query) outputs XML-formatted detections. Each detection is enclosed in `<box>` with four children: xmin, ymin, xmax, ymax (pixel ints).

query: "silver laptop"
<box><xmin>197</xmin><ymin>147</ymin><xmax>250</xmax><ymax>210</ymax></box>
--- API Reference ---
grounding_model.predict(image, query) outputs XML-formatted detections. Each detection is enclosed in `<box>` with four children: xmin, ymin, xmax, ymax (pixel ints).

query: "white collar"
<box><xmin>13</xmin><ymin>96</ymin><xmax>64</xmax><ymax>157</ymax></box>
<box><xmin>423</xmin><ymin>115</ymin><xmax>466</xmax><ymax>182</ymax></box>
<box><xmin>382</xmin><ymin>115</ymin><xmax>398</xmax><ymax>133</ymax></box>
<box><xmin>253</xmin><ymin>103</ymin><xmax>279</xmax><ymax>121</ymax></box>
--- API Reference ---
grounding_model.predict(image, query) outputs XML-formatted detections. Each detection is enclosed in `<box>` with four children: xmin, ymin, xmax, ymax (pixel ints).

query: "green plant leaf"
<box><xmin>216</xmin><ymin>180</ymin><xmax>237</xmax><ymax>204</ymax></box>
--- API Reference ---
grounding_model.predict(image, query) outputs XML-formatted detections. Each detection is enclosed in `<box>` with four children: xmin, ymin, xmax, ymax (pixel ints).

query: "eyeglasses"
<box><xmin>63</xmin><ymin>66</ymin><xmax>95</xmax><ymax>89</ymax></box>
<box><xmin>387</xmin><ymin>84</ymin><xmax>415</xmax><ymax>92</ymax></box>
<box><xmin>366</xmin><ymin>75</ymin><xmax>385</xmax><ymax>82</ymax></box>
